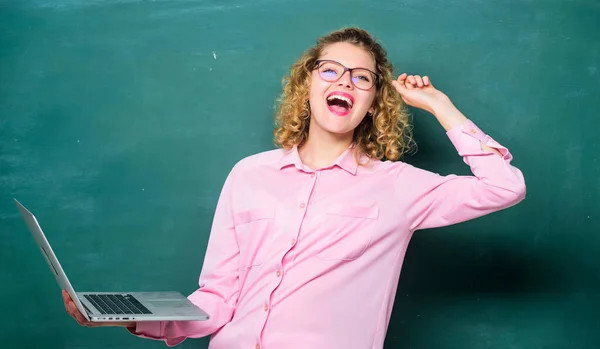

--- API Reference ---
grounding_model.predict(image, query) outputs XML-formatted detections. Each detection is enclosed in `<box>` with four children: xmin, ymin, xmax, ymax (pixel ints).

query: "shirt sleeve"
<box><xmin>128</xmin><ymin>165</ymin><xmax>242</xmax><ymax>346</ymax></box>
<box><xmin>397</xmin><ymin>119</ymin><xmax>526</xmax><ymax>231</ymax></box>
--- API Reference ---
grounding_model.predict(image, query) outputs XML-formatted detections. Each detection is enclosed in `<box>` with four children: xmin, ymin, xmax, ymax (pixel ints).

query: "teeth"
<box><xmin>327</xmin><ymin>95</ymin><xmax>353</xmax><ymax>108</ymax></box>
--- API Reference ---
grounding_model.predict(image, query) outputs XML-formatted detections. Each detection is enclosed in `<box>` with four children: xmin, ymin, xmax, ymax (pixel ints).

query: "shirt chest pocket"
<box><xmin>233</xmin><ymin>207</ymin><xmax>275</xmax><ymax>270</ymax></box>
<box><xmin>317</xmin><ymin>205</ymin><xmax>379</xmax><ymax>261</ymax></box>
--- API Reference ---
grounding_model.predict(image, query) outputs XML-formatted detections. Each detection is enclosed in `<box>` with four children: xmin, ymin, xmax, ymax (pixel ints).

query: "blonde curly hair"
<box><xmin>273</xmin><ymin>27</ymin><xmax>414</xmax><ymax>161</ymax></box>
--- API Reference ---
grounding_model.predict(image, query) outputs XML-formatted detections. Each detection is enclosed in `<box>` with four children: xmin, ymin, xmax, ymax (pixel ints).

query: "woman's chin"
<box><xmin>320</xmin><ymin>123</ymin><xmax>356</xmax><ymax>138</ymax></box>
<box><xmin>310</xmin><ymin>110</ymin><xmax>363</xmax><ymax>138</ymax></box>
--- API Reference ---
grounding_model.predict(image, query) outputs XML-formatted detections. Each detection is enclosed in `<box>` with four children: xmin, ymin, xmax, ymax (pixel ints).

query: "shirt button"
<box><xmin>276</xmin><ymin>270</ymin><xmax>281</xmax><ymax>277</ymax></box>
<box><xmin>264</xmin><ymin>304</ymin><xmax>269</xmax><ymax>311</ymax></box>
<box><xmin>471</xmin><ymin>128</ymin><xmax>477</xmax><ymax>134</ymax></box>
<box><xmin>256</xmin><ymin>344</ymin><xmax>260</xmax><ymax>349</ymax></box>
<box><xmin>299</xmin><ymin>203</ymin><xmax>305</xmax><ymax>208</ymax></box>
<box><xmin>311</xmin><ymin>173</ymin><xmax>315</xmax><ymax>178</ymax></box>
<box><xmin>290</xmin><ymin>238</ymin><xmax>296</xmax><ymax>245</ymax></box>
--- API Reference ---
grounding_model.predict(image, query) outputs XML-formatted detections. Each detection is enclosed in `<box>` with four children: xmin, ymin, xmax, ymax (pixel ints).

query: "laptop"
<box><xmin>14</xmin><ymin>198</ymin><xmax>210</xmax><ymax>322</ymax></box>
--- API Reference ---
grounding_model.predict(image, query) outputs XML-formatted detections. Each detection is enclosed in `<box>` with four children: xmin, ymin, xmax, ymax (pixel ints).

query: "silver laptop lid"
<box><xmin>14</xmin><ymin>199</ymin><xmax>91</xmax><ymax>321</ymax></box>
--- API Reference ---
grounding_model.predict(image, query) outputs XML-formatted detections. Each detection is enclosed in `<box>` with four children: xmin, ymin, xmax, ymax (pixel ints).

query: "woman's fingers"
<box><xmin>62</xmin><ymin>289</ymin><xmax>71</xmax><ymax>303</ymax></box>
<box><xmin>63</xmin><ymin>291</ymin><xmax>90</xmax><ymax>326</ymax></box>
<box><xmin>395</xmin><ymin>73</ymin><xmax>436</xmax><ymax>96</ymax></box>
<box><xmin>63</xmin><ymin>292</ymin><xmax>77</xmax><ymax>319</ymax></box>
<box><xmin>414</xmin><ymin>75</ymin><xmax>424</xmax><ymax>87</ymax></box>
<box><xmin>397</xmin><ymin>74</ymin><xmax>433</xmax><ymax>89</ymax></box>
<box><xmin>69</xmin><ymin>301</ymin><xmax>88</xmax><ymax>325</ymax></box>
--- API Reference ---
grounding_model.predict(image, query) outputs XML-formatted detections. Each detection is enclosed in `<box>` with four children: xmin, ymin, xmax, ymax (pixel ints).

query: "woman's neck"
<box><xmin>298</xmin><ymin>129</ymin><xmax>353</xmax><ymax>170</ymax></box>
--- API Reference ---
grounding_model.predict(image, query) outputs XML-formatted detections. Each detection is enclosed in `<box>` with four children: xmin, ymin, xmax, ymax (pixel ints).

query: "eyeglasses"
<box><xmin>314</xmin><ymin>60</ymin><xmax>380</xmax><ymax>90</ymax></box>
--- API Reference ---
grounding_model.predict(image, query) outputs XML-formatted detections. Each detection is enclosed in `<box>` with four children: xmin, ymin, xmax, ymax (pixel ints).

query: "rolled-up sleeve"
<box><xmin>399</xmin><ymin>119</ymin><xmax>526</xmax><ymax>231</ymax></box>
<box><xmin>129</xmin><ymin>165</ymin><xmax>242</xmax><ymax>346</ymax></box>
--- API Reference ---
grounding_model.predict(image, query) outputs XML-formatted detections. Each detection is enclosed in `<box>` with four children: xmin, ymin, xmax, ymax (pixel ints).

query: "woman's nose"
<box><xmin>337</xmin><ymin>71</ymin><xmax>353</xmax><ymax>89</ymax></box>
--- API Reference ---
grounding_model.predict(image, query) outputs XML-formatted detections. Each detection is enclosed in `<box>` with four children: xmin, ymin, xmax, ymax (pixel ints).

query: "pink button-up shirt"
<box><xmin>132</xmin><ymin>119</ymin><xmax>526</xmax><ymax>348</ymax></box>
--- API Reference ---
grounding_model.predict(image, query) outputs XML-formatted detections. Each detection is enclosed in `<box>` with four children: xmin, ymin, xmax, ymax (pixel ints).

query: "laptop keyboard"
<box><xmin>83</xmin><ymin>294</ymin><xmax>152</xmax><ymax>315</ymax></box>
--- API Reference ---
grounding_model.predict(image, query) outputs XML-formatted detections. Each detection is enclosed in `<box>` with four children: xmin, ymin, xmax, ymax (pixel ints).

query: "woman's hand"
<box><xmin>391</xmin><ymin>73</ymin><xmax>450</xmax><ymax>114</ymax></box>
<box><xmin>62</xmin><ymin>290</ymin><xmax>136</xmax><ymax>328</ymax></box>
<box><xmin>392</xmin><ymin>73</ymin><xmax>467</xmax><ymax>131</ymax></box>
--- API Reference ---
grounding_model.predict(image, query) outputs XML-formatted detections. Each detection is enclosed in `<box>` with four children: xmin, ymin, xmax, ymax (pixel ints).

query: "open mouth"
<box><xmin>326</xmin><ymin>93</ymin><xmax>354</xmax><ymax>116</ymax></box>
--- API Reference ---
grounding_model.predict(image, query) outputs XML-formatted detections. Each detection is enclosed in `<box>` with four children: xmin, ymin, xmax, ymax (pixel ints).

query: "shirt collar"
<box><xmin>279</xmin><ymin>145</ymin><xmax>359</xmax><ymax>175</ymax></box>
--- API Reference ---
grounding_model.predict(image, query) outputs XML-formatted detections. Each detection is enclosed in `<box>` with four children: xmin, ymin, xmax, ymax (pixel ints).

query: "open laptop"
<box><xmin>14</xmin><ymin>198</ymin><xmax>210</xmax><ymax>322</ymax></box>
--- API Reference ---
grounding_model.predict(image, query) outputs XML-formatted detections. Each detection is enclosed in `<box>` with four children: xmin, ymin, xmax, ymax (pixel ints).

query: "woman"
<box><xmin>63</xmin><ymin>27</ymin><xmax>526</xmax><ymax>348</ymax></box>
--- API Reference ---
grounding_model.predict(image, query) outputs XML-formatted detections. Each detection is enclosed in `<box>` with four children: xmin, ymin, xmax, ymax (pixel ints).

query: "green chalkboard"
<box><xmin>1</xmin><ymin>1</ymin><xmax>598</xmax><ymax>348</ymax></box>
